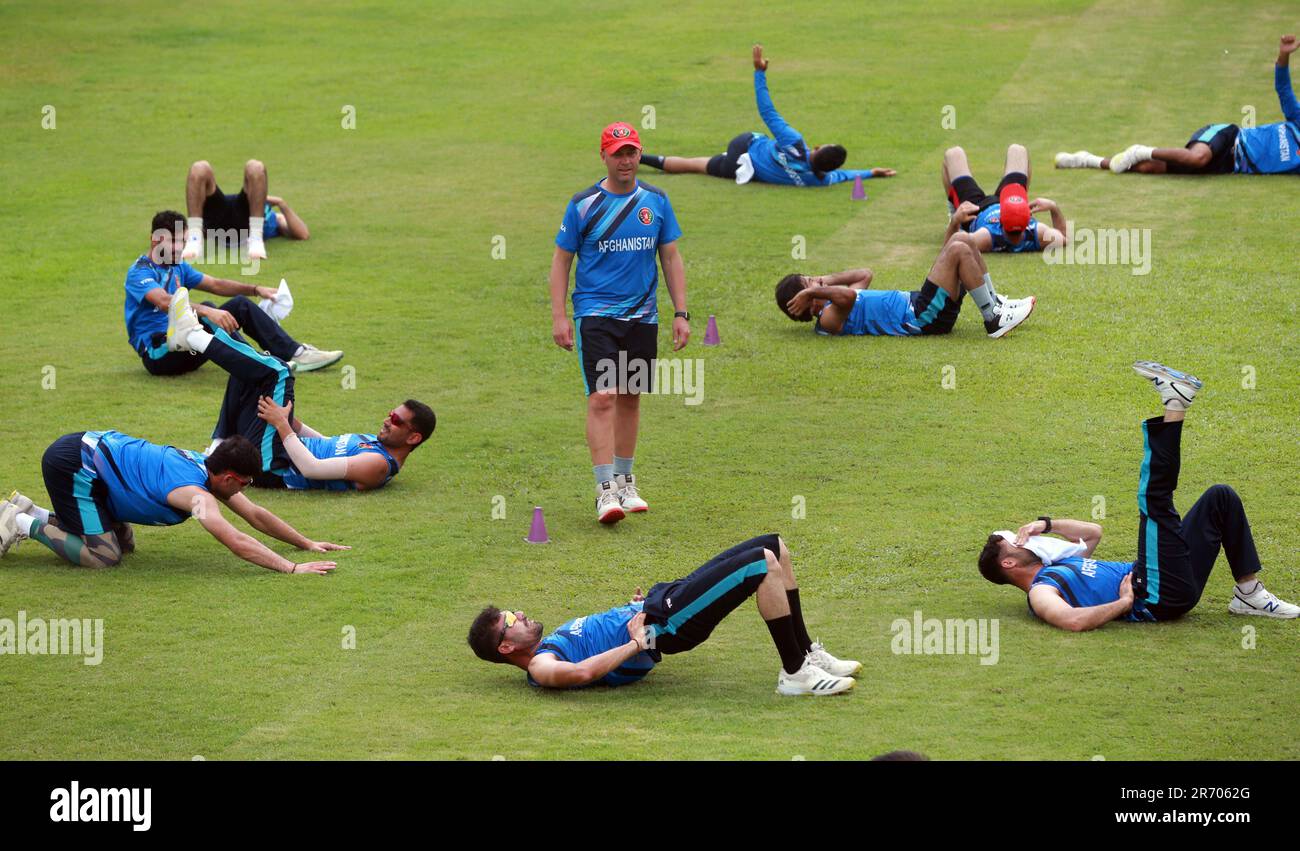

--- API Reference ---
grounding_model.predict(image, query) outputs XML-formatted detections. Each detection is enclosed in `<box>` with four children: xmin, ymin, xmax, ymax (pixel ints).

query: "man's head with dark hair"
<box><xmin>377</xmin><ymin>399</ymin><xmax>436</xmax><ymax>452</ymax></box>
<box><xmin>810</xmin><ymin>144</ymin><xmax>847</xmax><ymax>175</ymax></box>
<box><xmin>468</xmin><ymin>605</ymin><xmax>543</xmax><ymax>666</ymax></box>
<box><xmin>977</xmin><ymin>534</ymin><xmax>1039</xmax><ymax>586</ymax></box>
<box><xmin>150</xmin><ymin>210</ymin><xmax>187</xmax><ymax>265</ymax></box>
<box><xmin>776</xmin><ymin>274</ymin><xmax>813</xmax><ymax>321</ymax></box>
<box><xmin>204</xmin><ymin>435</ymin><xmax>260</xmax><ymax>499</ymax></box>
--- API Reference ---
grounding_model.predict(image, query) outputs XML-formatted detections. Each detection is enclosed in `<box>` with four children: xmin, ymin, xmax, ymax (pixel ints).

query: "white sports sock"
<box><xmin>1236</xmin><ymin>580</ymin><xmax>1262</xmax><ymax>596</ymax></box>
<box><xmin>28</xmin><ymin>505</ymin><xmax>50</xmax><ymax>524</ymax></box>
<box><xmin>186</xmin><ymin>218</ymin><xmax>203</xmax><ymax>239</ymax></box>
<box><xmin>15</xmin><ymin>512</ymin><xmax>36</xmax><ymax>537</ymax></box>
<box><xmin>249</xmin><ymin>216</ymin><xmax>265</xmax><ymax>239</ymax></box>
<box><xmin>1082</xmin><ymin>153</ymin><xmax>1104</xmax><ymax>169</ymax></box>
<box><xmin>185</xmin><ymin>327</ymin><xmax>213</xmax><ymax>353</ymax></box>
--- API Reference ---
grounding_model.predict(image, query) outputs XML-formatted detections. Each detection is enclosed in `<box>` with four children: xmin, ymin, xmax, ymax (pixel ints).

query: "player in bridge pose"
<box><xmin>468</xmin><ymin>534</ymin><xmax>861</xmax><ymax>695</ymax></box>
<box><xmin>977</xmin><ymin>362</ymin><xmax>1300</xmax><ymax>629</ymax></box>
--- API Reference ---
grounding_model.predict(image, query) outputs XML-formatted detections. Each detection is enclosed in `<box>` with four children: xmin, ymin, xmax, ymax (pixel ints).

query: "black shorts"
<box><xmin>949</xmin><ymin>171</ymin><xmax>1029</xmax><ymax>220</ymax></box>
<box><xmin>201</xmin><ymin>186</ymin><xmax>252</xmax><ymax>235</ymax></box>
<box><xmin>41</xmin><ymin>432</ymin><xmax>113</xmax><ymax>537</ymax></box>
<box><xmin>642</xmin><ymin>533</ymin><xmax>778</xmax><ymax>656</ymax></box>
<box><xmin>1179</xmin><ymin>124</ymin><xmax>1239</xmax><ymax>174</ymax></box>
<box><xmin>706</xmin><ymin>132</ymin><xmax>756</xmax><ymax>179</ymax></box>
<box><xmin>575</xmin><ymin>317</ymin><xmax>658</xmax><ymax>396</ymax></box>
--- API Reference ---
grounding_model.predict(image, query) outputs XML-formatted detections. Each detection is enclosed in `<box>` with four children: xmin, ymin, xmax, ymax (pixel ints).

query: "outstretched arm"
<box><xmin>1276</xmin><ymin>35</ymin><xmax>1300</xmax><ymax>124</ymax></box>
<box><xmin>168</xmin><ymin>487</ymin><xmax>337</xmax><ymax>574</ymax></box>
<box><xmin>223</xmin><ymin>490</ymin><xmax>350</xmax><ymax>553</ymax></box>
<box><xmin>1028</xmin><ymin>576</ymin><xmax>1133</xmax><ymax>632</ymax></box>
<box><xmin>822</xmin><ymin>168</ymin><xmax>896</xmax><ymax>184</ymax></box>
<box><xmin>752</xmin><ymin>46</ymin><xmax>803</xmax><ymax>149</ymax></box>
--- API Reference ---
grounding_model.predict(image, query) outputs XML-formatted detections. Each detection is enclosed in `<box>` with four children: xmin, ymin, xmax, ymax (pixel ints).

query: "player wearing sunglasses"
<box><xmin>0</xmin><ymin>434</ymin><xmax>346</xmax><ymax>573</ymax></box>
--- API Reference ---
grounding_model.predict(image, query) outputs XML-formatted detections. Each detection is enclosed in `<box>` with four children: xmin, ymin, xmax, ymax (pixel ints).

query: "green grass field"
<box><xmin>1</xmin><ymin>0</ymin><xmax>1296</xmax><ymax>760</ymax></box>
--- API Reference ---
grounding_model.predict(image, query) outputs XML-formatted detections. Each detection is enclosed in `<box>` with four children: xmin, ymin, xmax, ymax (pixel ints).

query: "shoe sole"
<box><xmin>776</xmin><ymin>679</ymin><xmax>855</xmax><ymax>696</ymax></box>
<box><xmin>1229</xmin><ymin>601</ymin><xmax>1299</xmax><ymax>619</ymax></box>
<box><xmin>623</xmin><ymin>505</ymin><xmax>649</xmax><ymax>513</ymax></box>
<box><xmin>989</xmin><ymin>297</ymin><xmax>1035</xmax><ymax>339</ymax></box>
<box><xmin>598</xmin><ymin>507</ymin><xmax>625</xmax><ymax>525</ymax></box>
<box><xmin>291</xmin><ymin>352</ymin><xmax>344</xmax><ymax>373</ymax></box>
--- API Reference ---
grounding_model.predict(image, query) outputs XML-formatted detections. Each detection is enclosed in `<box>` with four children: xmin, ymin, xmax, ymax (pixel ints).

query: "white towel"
<box><xmin>734</xmin><ymin>152</ymin><xmax>755</xmax><ymax>185</ymax></box>
<box><xmin>995</xmin><ymin>531</ymin><xmax>1087</xmax><ymax>566</ymax></box>
<box><xmin>258</xmin><ymin>278</ymin><xmax>294</xmax><ymax>323</ymax></box>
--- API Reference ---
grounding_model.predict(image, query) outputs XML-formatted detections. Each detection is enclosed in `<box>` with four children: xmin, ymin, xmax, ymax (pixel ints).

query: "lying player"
<box><xmin>164</xmin><ymin>287</ymin><xmax>435</xmax><ymax>491</ymax></box>
<box><xmin>1056</xmin><ymin>35</ymin><xmax>1300</xmax><ymax>176</ymax></box>
<box><xmin>775</xmin><ymin>231</ymin><xmax>1036</xmax><ymax>339</ymax></box>
<box><xmin>977</xmin><ymin>362</ymin><xmax>1299</xmax><ymax>629</ymax></box>
<box><xmin>181</xmin><ymin>158</ymin><xmax>310</xmax><ymax>262</ymax></box>
<box><xmin>126</xmin><ymin>211</ymin><xmax>341</xmax><ymax>376</ymax></box>
<box><xmin>942</xmin><ymin>144</ymin><xmax>1067</xmax><ymax>253</ymax></box>
<box><xmin>639</xmin><ymin>45</ymin><xmax>895</xmax><ymax>187</ymax></box>
<box><xmin>468</xmin><ymin>534</ymin><xmax>861</xmax><ymax>695</ymax></box>
<box><xmin>0</xmin><ymin>434</ymin><xmax>345</xmax><ymax>574</ymax></box>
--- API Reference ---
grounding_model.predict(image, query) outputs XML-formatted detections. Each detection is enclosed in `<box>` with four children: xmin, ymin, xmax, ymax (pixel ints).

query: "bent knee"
<box><xmin>1206</xmin><ymin>483</ymin><xmax>1240</xmax><ymax>503</ymax></box>
<box><xmin>945</xmin><ymin>145</ymin><xmax>966</xmax><ymax>159</ymax></box>
<box><xmin>190</xmin><ymin>160</ymin><xmax>213</xmax><ymax>176</ymax></box>
<box><xmin>245</xmin><ymin>158</ymin><xmax>266</xmax><ymax>176</ymax></box>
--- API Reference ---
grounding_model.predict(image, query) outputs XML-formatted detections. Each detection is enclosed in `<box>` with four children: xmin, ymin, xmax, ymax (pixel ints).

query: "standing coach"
<box><xmin>549</xmin><ymin>122</ymin><xmax>690</xmax><ymax>525</ymax></box>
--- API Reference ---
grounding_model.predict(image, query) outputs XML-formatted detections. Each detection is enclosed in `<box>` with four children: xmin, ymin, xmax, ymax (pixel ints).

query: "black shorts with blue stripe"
<box><xmin>1178</xmin><ymin>124</ymin><xmax>1239</xmax><ymax>174</ymax></box>
<box><xmin>41</xmin><ymin>432</ymin><xmax>113</xmax><ymax>537</ymax></box>
<box><xmin>643</xmin><ymin>534</ymin><xmax>778</xmax><ymax>655</ymax></box>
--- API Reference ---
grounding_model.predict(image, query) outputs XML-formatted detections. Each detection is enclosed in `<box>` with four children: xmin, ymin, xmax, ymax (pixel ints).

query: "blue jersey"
<box><xmin>529</xmin><ymin>602</ymin><xmax>657</xmax><ymax>688</ymax></box>
<box><xmin>746</xmin><ymin>70</ymin><xmax>876</xmax><ymax>187</ymax></box>
<box><xmin>969</xmin><ymin>206</ymin><xmax>1043</xmax><ymax>252</ymax></box>
<box><xmin>1029</xmin><ymin>556</ymin><xmax>1154</xmax><ymax>623</ymax></box>
<box><xmin>275</xmin><ymin>433</ymin><xmax>399</xmax><ymax>491</ymax></box>
<box><xmin>1232</xmin><ymin>66</ymin><xmax>1300</xmax><ymax>174</ymax></box>
<box><xmin>262</xmin><ymin>203</ymin><xmax>281</xmax><ymax>238</ymax></box>
<box><xmin>815</xmin><ymin>289</ymin><xmax>920</xmax><ymax>336</ymax></box>
<box><xmin>556</xmin><ymin>180</ymin><xmax>680</xmax><ymax>324</ymax></box>
<box><xmin>83</xmin><ymin>430</ymin><xmax>209</xmax><ymax>526</ymax></box>
<box><xmin>123</xmin><ymin>256</ymin><xmax>205</xmax><ymax>352</ymax></box>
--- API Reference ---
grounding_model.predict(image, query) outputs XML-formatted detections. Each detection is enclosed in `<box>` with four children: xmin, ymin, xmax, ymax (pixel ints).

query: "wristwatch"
<box><xmin>1037</xmin><ymin>516</ymin><xmax>1053</xmax><ymax>533</ymax></box>
<box><xmin>673</xmin><ymin>311</ymin><xmax>690</xmax><ymax>321</ymax></box>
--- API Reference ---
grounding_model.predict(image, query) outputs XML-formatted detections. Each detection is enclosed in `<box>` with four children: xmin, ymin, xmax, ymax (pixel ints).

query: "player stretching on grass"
<box><xmin>163</xmin><ymin>287</ymin><xmax>435</xmax><ymax>492</ymax></box>
<box><xmin>550</xmin><ymin>122</ymin><xmax>689</xmax><ymax>525</ymax></box>
<box><xmin>126</xmin><ymin>211</ymin><xmax>341</xmax><ymax>376</ymax></box>
<box><xmin>977</xmin><ymin>362</ymin><xmax>1300</xmax><ymax>629</ymax></box>
<box><xmin>180</xmin><ymin>158</ymin><xmax>310</xmax><ymax>263</ymax></box>
<box><xmin>942</xmin><ymin>144</ymin><xmax>1067</xmax><ymax>253</ymax></box>
<box><xmin>0</xmin><ymin>435</ymin><xmax>345</xmax><ymax>574</ymax></box>
<box><xmin>1055</xmin><ymin>35</ymin><xmax>1300</xmax><ymax>176</ymax></box>
<box><xmin>468</xmin><ymin>534</ymin><xmax>860</xmax><ymax>695</ymax></box>
<box><xmin>639</xmin><ymin>45</ymin><xmax>896</xmax><ymax>187</ymax></box>
<box><xmin>774</xmin><ymin>231</ymin><xmax>1036</xmax><ymax>339</ymax></box>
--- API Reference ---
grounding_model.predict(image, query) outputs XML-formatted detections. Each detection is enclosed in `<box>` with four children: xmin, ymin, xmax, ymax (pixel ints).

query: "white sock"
<box><xmin>1236</xmin><ymin>579</ymin><xmax>1262</xmax><ymax>596</ymax></box>
<box><xmin>186</xmin><ymin>218</ymin><xmax>203</xmax><ymax>240</ymax></box>
<box><xmin>28</xmin><ymin>505</ymin><xmax>50</xmax><ymax>524</ymax></box>
<box><xmin>1082</xmin><ymin>153</ymin><xmax>1104</xmax><ymax>169</ymax></box>
<box><xmin>249</xmin><ymin>217</ymin><xmax>265</xmax><ymax>240</ymax></box>
<box><xmin>969</xmin><ymin>274</ymin><xmax>999</xmax><ymax>321</ymax></box>
<box><xmin>185</xmin><ymin>328</ymin><xmax>213</xmax><ymax>353</ymax></box>
<box><xmin>15</xmin><ymin>512</ymin><xmax>36</xmax><ymax>537</ymax></box>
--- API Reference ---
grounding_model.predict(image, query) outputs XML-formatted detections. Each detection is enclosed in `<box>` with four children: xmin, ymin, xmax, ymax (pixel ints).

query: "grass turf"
<box><xmin>0</xmin><ymin>0</ymin><xmax>1296</xmax><ymax>759</ymax></box>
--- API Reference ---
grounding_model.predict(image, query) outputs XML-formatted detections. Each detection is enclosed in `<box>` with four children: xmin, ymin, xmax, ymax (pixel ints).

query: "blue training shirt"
<box><xmin>1029</xmin><ymin>556</ymin><xmax>1154</xmax><ymax>623</ymax></box>
<box><xmin>529</xmin><ymin>602</ymin><xmax>657</xmax><ymax>687</ymax></box>
<box><xmin>83</xmin><ymin>430</ymin><xmax>209</xmax><ymax>526</ymax></box>
<box><xmin>745</xmin><ymin>70</ymin><xmax>876</xmax><ymax>187</ymax></box>
<box><xmin>1233</xmin><ymin>65</ymin><xmax>1300</xmax><ymax>174</ymax></box>
<box><xmin>969</xmin><ymin>206</ymin><xmax>1043</xmax><ymax>253</ymax></box>
<box><xmin>556</xmin><ymin>179</ymin><xmax>681</xmax><ymax>323</ymax></box>
<box><xmin>123</xmin><ymin>256</ymin><xmax>205</xmax><ymax>352</ymax></box>
<box><xmin>274</xmin><ymin>433</ymin><xmax>400</xmax><ymax>492</ymax></box>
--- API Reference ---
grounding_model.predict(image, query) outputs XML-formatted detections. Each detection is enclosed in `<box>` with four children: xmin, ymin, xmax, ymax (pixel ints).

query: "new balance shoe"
<box><xmin>806</xmin><ymin>641</ymin><xmax>862</xmax><ymax>678</ymax></box>
<box><xmin>615</xmin><ymin>473</ymin><xmax>648</xmax><ymax>513</ymax></box>
<box><xmin>166</xmin><ymin>287</ymin><xmax>202</xmax><ymax>352</ymax></box>
<box><xmin>776</xmin><ymin>659</ymin><xmax>855</xmax><ymax>696</ymax></box>
<box><xmin>1109</xmin><ymin>144</ymin><xmax>1154</xmax><ymax>173</ymax></box>
<box><xmin>289</xmin><ymin>345</ymin><xmax>344</xmax><ymax>373</ymax></box>
<box><xmin>1132</xmin><ymin>361</ymin><xmax>1202</xmax><ymax>411</ymax></box>
<box><xmin>1229</xmin><ymin>583</ymin><xmax>1300</xmax><ymax>619</ymax></box>
<box><xmin>0</xmin><ymin>502</ymin><xmax>26</xmax><ymax>558</ymax></box>
<box><xmin>595</xmin><ymin>480</ymin><xmax>625</xmax><ymax>525</ymax></box>
<box><xmin>985</xmin><ymin>296</ymin><xmax>1035</xmax><ymax>339</ymax></box>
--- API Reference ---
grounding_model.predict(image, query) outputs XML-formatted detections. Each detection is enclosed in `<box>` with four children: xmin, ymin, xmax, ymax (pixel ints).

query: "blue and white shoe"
<box><xmin>777</xmin><ymin>659</ymin><xmax>854</xmax><ymax>696</ymax></box>
<box><xmin>1133</xmin><ymin>361</ymin><xmax>1202</xmax><ymax>411</ymax></box>
<box><xmin>1229</xmin><ymin>583</ymin><xmax>1300</xmax><ymax>619</ymax></box>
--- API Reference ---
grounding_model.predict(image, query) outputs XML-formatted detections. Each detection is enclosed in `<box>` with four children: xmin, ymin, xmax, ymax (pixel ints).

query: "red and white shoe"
<box><xmin>596</xmin><ymin>481</ymin><xmax>625</xmax><ymax>525</ymax></box>
<box><xmin>615</xmin><ymin>473</ymin><xmax>648</xmax><ymax>513</ymax></box>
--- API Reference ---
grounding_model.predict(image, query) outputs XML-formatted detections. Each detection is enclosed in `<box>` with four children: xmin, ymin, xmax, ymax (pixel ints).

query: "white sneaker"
<box><xmin>1132</xmin><ymin>361</ymin><xmax>1201</xmax><ymax>411</ymax></box>
<box><xmin>5</xmin><ymin>489</ymin><xmax>33</xmax><ymax>514</ymax></box>
<box><xmin>776</xmin><ymin>659</ymin><xmax>854</xmax><ymax>696</ymax></box>
<box><xmin>1055</xmin><ymin>150</ymin><xmax>1100</xmax><ymax>169</ymax></box>
<box><xmin>1109</xmin><ymin>144</ymin><xmax>1154</xmax><ymax>173</ymax></box>
<box><xmin>0</xmin><ymin>502</ymin><xmax>26</xmax><ymax>558</ymax></box>
<box><xmin>246</xmin><ymin>234</ymin><xmax>268</xmax><ymax>261</ymax></box>
<box><xmin>1229</xmin><ymin>583</ymin><xmax>1300</xmax><ymax>619</ymax></box>
<box><xmin>289</xmin><ymin>344</ymin><xmax>344</xmax><ymax>373</ymax></box>
<box><xmin>595</xmin><ymin>481</ymin><xmax>625</xmax><ymax>525</ymax></box>
<box><xmin>166</xmin><ymin>287</ymin><xmax>202</xmax><ymax>352</ymax></box>
<box><xmin>181</xmin><ymin>231</ymin><xmax>204</xmax><ymax>262</ymax></box>
<box><xmin>806</xmin><ymin>641</ymin><xmax>862</xmax><ymax>677</ymax></box>
<box><xmin>615</xmin><ymin>473</ymin><xmax>648</xmax><ymax>513</ymax></box>
<box><xmin>985</xmin><ymin>296</ymin><xmax>1035</xmax><ymax>338</ymax></box>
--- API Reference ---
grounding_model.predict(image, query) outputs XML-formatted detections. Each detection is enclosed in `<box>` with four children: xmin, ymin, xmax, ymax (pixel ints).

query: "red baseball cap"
<box><xmin>998</xmin><ymin>183</ymin><xmax>1031</xmax><ymax>233</ymax></box>
<box><xmin>600</xmin><ymin>122</ymin><xmax>642</xmax><ymax>155</ymax></box>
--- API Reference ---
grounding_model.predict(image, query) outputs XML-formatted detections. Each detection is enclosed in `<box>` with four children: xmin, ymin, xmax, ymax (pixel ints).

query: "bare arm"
<box><xmin>196</xmin><ymin>275</ymin><xmax>274</xmax><ymax>300</ymax></box>
<box><xmin>259</xmin><ymin>397</ymin><xmax>390</xmax><ymax>489</ymax></box>
<box><xmin>549</xmin><ymin>247</ymin><xmax>576</xmax><ymax>351</ymax></box>
<box><xmin>814</xmin><ymin>268</ymin><xmax>873</xmax><ymax>290</ymax></box>
<box><xmin>267</xmin><ymin>195</ymin><xmax>309</xmax><ymax>240</ymax></box>
<box><xmin>1016</xmin><ymin>518</ymin><xmax>1103</xmax><ymax>556</ymax></box>
<box><xmin>1030</xmin><ymin>198</ymin><xmax>1069</xmax><ymax>247</ymax></box>
<box><xmin>527</xmin><ymin>613</ymin><xmax>650</xmax><ymax>688</ymax></box>
<box><xmin>945</xmin><ymin>201</ymin><xmax>980</xmax><ymax>244</ymax></box>
<box><xmin>659</xmin><ymin>241</ymin><xmax>689</xmax><ymax>351</ymax></box>
<box><xmin>223</xmin><ymin>490</ymin><xmax>349</xmax><ymax>553</ymax></box>
<box><xmin>168</xmin><ymin>487</ymin><xmax>336</xmax><ymax>574</ymax></box>
<box><xmin>1028</xmin><ymin>576</ymin><xmax>1133</xmax><ymax>632</ymax></box>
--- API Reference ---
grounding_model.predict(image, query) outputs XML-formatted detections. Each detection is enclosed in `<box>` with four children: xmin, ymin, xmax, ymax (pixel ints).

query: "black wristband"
<box><xmin>1038</xmin><ymin>516</ymin><xmax>1052</xmax><ymax>534</ymax></box>
<box><xmin>673</xmin><ymin>311</ymin><xmax>689</xmax><ymax>321</ymax></box>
